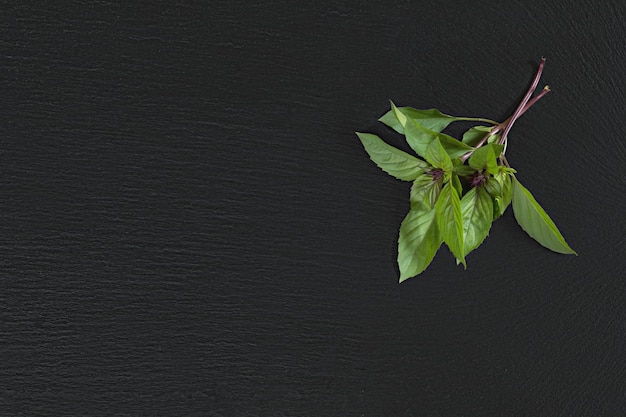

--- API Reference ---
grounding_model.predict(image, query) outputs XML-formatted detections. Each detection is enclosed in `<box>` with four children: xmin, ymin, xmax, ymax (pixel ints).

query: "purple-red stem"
<box><xmin>497</xmin><ymin>58</ymin><xmax>546</xmax><ymax>146</ymax></box>
<box><xmin>459</xmin><ymin>59</ymin><xmax>550</xmax><ymax>162</ymax></box>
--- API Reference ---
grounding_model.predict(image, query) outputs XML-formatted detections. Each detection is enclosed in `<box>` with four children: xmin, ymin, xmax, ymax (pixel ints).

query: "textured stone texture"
<box><xmin>2</xmin><ymin>1</ymin><xmax>625</xmax><ymax>416</ymax></box>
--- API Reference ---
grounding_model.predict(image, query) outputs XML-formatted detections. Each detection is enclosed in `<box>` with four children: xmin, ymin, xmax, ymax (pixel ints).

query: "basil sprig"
<box><xmin>357</xmin><ymin>59</ymin><xmax>576</xmax><ymax>282</ymax></box>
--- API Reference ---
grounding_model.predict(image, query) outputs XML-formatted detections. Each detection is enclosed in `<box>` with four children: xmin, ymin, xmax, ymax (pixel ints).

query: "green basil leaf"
<box><xmin>380</xmin><ymin>105</ymin><xmax>457</xmax><ymax>134</ymax></box>
<box><xmin>492</xmin><ymin>197</ymin><xmax>503</xmax><ymax>221</ymax></box>
<box><xmin>451</xmin><ymin>172</ymin><xmax>463</xmax><ymax>196</ymax></box>
<box><xmin>356</xmin><ymin>132</ymin><xmax>430</xmax><ymax>181</ymax></box>
<box><xmin>462</xmin><ymin>126</ymin><xmax>500</xmax><ymax>146</ymax></box>
<box><xmin>453</xmin><ymin>164</ymin><xmax>476</xmax><ymax>177</ymax></box>
<box><xmin>436</xmin><ymin>182</ymin><xmax>466</xmax><ymax>267</ymax></box>
<box><xmin>460</xmin><ymin>187</ymin><xmax>494</xmax><ymax>255</ymax></box>
<box><xmin>462</xmin><ymin>125</ymin><xmax>491</xmax><ymax>146</ymax></box>
<box><xmin>398</xmin><ymin>205</ymin><xmax>442</xmax><ymax>281</ymax></box>
<box><xmin>438</xmin><ymin>134</ymin><xmax>475</xmax><ymax>159</ymax></box>
<box><xmin>487</xmin><ymin>134</ymin><xmax>501</xmax><ymax>144</ymax></box>
<box><xmin>406</xmin><ymin>123</ymin><xmax>474</xmax><ymax>160</ymax></box>
<box><xmin>425</xmin><ymin>138</ymin><xmax>453</xmax><ymax>172</ymax></box>
<box><xmin>493</xmin><ymin>168</ymin><xmax>513</xmax><ymax>218</ymax></box>
<box><xmin>396</xmin><ymin>110</ymin><xmax>473</xmax><ymax>160</ymax></box>
<box><xmin>402</xmin><ymin>118</ymin><xmax>432</xmax><ymax>158</ymax></box>
<box><xmin>390</xmin><ymin>101</ymin><xmax>408</xmax><ymax>129</ymax></box>
<box><xmin>511</xmin><ymin>178</ymin><xmax>577</xmax><ymax>254</ymax></box>
<box><xmin>410</xmin><ymin>174</ymin><xmax>442</xmax><ymax>210</ymax></box>
<box><xmin>483</xmin><ymin>177</ymin><xmax>502</xmax><ymax>197</ymax></box>
<box><xmin>468</xmin><ymin>143</ymin><xmax>504</xmax><ymax>175</ymax></box>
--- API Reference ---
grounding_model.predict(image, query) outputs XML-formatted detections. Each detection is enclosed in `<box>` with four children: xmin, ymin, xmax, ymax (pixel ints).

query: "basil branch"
<box><xmin>357</xmin><ymin>58</ymin><xmax>576</xmax><ymax>281</ymax></box>
<box><xmin>498</xmin><ymin>57</ymin><xmax>546</xmax><ymax>146</ymax></box>
<box><xmin>460</xmin><ymin>60</ymin><xmax>551</xmax><ymax>162</ymax></box>
<box><xmin>466</xmin><ymin>84</ymin><xmax>551</xmax><ymax>158</ymax></box>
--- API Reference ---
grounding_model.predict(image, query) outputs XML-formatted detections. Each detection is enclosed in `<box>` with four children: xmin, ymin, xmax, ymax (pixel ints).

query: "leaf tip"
<box><xmin>389</xmin><ymin>101</ymin><xmax>408</xmax><ymax>127</ymax></box>
<box><xmin>354</xmin><ymin>131</ymin><xmax>368</xmax><ymax>142</ymax></box>
<box><xmin>398</xmin><ymin>274</ymin><xmax>412</xmax><ymax>283</ymax></box>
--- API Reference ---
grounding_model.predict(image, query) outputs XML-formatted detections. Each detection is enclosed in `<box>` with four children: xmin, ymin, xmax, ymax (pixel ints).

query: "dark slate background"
<box><xmin>2</xmin><ymin>1</ymin><xmax>625</xmax><ymax>416</ymax></box>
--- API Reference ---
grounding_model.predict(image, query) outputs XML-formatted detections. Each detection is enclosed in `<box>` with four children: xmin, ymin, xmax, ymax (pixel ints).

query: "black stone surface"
<box><xmin>2</xmin><ymin>1</ymin><xmax>625</xmax><ymax>416</ymax></box>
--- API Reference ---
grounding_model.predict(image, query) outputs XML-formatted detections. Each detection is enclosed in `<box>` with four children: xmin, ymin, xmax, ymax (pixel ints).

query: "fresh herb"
<box><xmin>357</xmin><ymin>59</ymin><xmax>576</xmax><ymax>282</ymax></box>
